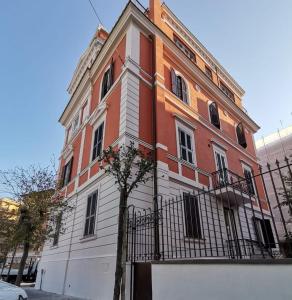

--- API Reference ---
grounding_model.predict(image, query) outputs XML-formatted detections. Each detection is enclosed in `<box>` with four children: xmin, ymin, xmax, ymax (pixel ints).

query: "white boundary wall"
<box><xmin>152</xmin><ymin>261</ymin><xmax>292</xmax><ymax>300</ymax></box>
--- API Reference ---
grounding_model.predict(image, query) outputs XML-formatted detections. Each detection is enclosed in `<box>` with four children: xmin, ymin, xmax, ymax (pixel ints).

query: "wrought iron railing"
<box><xmin>211</xmin><ymin>168</ymin><xmax>255</xmax><ymax>196</ymax></box>
<box><xmin>127</xmin><ymin>158</ymin><xmax>292</xmax><ymax>262</ymax></box>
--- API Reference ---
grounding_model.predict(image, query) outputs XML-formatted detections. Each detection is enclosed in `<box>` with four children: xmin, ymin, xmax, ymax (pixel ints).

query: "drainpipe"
<box><xmin>151</xmin><ymin>34</ymin><xmax>160</xmax><ymax>260</ymax></box>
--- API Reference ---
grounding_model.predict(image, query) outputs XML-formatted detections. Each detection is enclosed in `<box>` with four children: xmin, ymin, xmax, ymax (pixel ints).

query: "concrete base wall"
<box><xmin>35</xmin><ymin>255</ymin><xmax>116</xmax><ymax>299</ymax></box>
<box><xmin>152</xmin><ymin>260</ymin><xmax>292</xmax><ymax>300</ymax></box>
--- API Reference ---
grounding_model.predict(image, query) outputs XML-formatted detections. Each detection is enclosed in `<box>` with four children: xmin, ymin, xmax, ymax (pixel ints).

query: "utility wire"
<box><xmin>87</xmin><ymin>0</ymin><xmax>125</xmax><ymax>67</ymax></box>
<box><xmin>88</xmin><ymin>0</ymin><xmax>104</xmax><ymax>25</ymax></box>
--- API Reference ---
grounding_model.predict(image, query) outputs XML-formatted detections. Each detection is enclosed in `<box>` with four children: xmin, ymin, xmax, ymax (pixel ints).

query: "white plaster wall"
<box><xmin>152</xmin><ymin>263</ymin><xmax>292</xmax><ymax>300</ymax></box>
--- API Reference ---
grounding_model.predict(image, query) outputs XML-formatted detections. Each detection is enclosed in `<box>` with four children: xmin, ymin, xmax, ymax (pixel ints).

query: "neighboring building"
<box><xmin>0</xmin><ymin>198</ymin><xmax>20</xmax><ymax>259</ymax></box>
<box><xmin>0</xmin><ymin>198</ymin><xmax>40</xmax><ymax>282</ymax></box>
<box><xmin>35</xmin><ymin>1</ymin><xmax>282</xmax><ymax>299</ymax></box>
<box><xmin>256</xmin><ymin>126</ymin><xmax>292</xmax><ymax>238</ymax></box>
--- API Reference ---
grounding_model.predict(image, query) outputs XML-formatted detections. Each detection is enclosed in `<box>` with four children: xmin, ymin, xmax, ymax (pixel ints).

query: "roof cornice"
<box><xmin>161</xmin><ymin>3</ymin><xmax>245</xmax><ymax>98</ymax></box>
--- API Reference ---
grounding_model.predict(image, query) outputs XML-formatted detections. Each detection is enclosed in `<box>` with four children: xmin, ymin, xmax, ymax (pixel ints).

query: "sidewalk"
<box><xmin>24</xmin><ymin>288</ymin><xmax>86</xmax><ymax>300</ymax></box>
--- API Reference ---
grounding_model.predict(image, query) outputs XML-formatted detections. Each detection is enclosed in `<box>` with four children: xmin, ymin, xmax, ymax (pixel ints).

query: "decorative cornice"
<box><xmin>173</xmin><ymin>113</ymin><xmax>197</xmax><ymax>130</ymax></box>
<box><xmin>67</xmin><ymin>37</ymin><xmax>104</xmax><ymax>96</ymax></box>
<box><xmin>161</xmin><ymin>4</ymin><xmax>245</xmax><ymax>97</ymax></box>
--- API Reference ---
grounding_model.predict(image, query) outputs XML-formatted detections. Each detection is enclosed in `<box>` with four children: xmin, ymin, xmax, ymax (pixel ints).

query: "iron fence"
<box><xmin>126</xmin><ymin>158</ymin><xmax>292</xmax><ymax>262</ymax></box>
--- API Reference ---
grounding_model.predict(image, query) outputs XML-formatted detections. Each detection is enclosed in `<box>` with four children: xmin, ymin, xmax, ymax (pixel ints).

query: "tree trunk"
<box><xmin>113</xmin><ymin>188</ymin><xmax>127</xmax><ymax>300</ymax></box>
<box><xmin>0</xmin><ymin>252</ymin><xmax>8</xmax><ymax>276</ymax></box>
<box><xmin>15</xmin><ymin>241</ymin><xmax>29</xmax><ymax>286</ymax></box>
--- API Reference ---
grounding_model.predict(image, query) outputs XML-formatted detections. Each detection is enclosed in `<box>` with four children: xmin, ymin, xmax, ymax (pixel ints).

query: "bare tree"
<box><xmin>0</xmin><ymin>165</ymin><xmax>73</xmax><ymax>286</ymax></box>
<box><xmin>99</xmin><ymin>142</ymin><xmax>154</xmax><ymax>300</ymax></box>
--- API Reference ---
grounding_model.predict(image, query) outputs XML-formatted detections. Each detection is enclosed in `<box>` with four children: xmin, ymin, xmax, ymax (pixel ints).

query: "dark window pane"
<box><xmin>86</xmin><ymin>196</ymin><xmax>92</xmax><ymax>217</ymax></box>
<box><xmin>181</xmin><ymin>148</ymin><xmax>187</xmax><ymax>161</ymax></box>
<box><xmin>91</xmin><ymin>193</ymin><xmax>97</xmax><ymax>215</ymax></box>
<box><xmin>188</xmin><ymin>151</ymin><xmax>193</xmax><ymax>164</ymax></box>
<box><xmin>92</xmin><ymin>123</ymin><xmax>104</xmax><ymax>161</ymax></box>
<box><xmin>89</xmin><ymin>217</ymin><xmax>95</xmax><ymax>235</ymax></box>
<box><xmin>180</xmin><ymin>130</ymin><xmax>186</xmax><ymax>146</ymax></box>
<box><xmin>183</xmin><ymin>194</ymin><xmax>201</xmax><ymax>238</ymax></box>
<box><xmin>186</xmin><ymin>134</ymin><xmax>191</xmax><ymax>150</ymax></box>
<box><xmin>84</xmin><ymin>219</ymin><xmax>89</xmax><ymax>236</ymax></box>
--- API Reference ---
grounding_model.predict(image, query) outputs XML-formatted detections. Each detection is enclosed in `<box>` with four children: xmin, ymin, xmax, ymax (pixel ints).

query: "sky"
<box><xmin>0</xmin><ymin>0</ymin><xmax>291</xmax><ymax>172</ymax></box>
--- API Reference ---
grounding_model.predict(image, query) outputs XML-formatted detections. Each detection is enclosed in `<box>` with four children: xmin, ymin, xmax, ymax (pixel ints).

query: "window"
<box><xmin>171</xmin><ymin>68</ymin><xmax>188</xmax><ymax>104</ymax></box>
<box><xmin>178</xmin><ymin>127</ymin><xmax>194</xmax><ymax>164</ymax></box>
<box><xmin>214</xmin><ymin>148</ymin><xmax>228</xmax><ymax>186</ymax></box>
<box><xmin>174</xmin><ymin>36</ymin><xmax>196</xmax><ymax>63</ymax></box>
<box><xmin>219</xmin><ymin>82</ymin><xmax>235</xmax><ymax>102</ymax></box>
<box><xmin>84</xmin><ymin>191</ymin><xmax>98</xmax><ymax>237</ymax></box>
<box><xmin>236</xmin><ymin>123</ymin><xmax>247</xmax><ymax>148</ymax></box>
<box><xmin>209</xmin><ymin>102</ymin><xmax>220</xmax><ymax>129</ymax></box>
<box><xmin>101</xmin><ymin>62</ymin><xmax>114</xmax><ymax>100</ymax></box>
<box><xmin>72</xmin><ymin>114</ymin><xmax>79</xmax><ymax>133</ymax></box>
<box><xmin>62</xmin><ymin>157</ymin><xmax>73</xmax><ymax>187</ymax></box>
<box><xmin>52</xmin><ymin>213</ymin><xmax>62</xmax><ymax>246</ymax></box>
<box><xmin>253</xmin><ymin>217</ymin><xmax>276</xmax><ymax>248</ymax></box>
<box><xmin>92</xmin><ymin>122</ymin><xmax>104</xmax><ymax>161</ymax></box>
<box><xmin>205</xmin><ymin>65</ymin><xmax>213</xmax><ymax>80</ymax></box>
<box><xmin>242</xmin><ymin>166</ymin><xmax>255</xmax><ymax>196</ymax></box>
<box><xmin>183</xmin><ymin>193</ymin><xmax>201</xmax><ymax>239</ymax></box>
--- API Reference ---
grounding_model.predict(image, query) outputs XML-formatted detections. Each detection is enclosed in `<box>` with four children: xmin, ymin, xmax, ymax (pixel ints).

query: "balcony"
<box><xmin>211</xmin><ymin>168</ymin><xmax>255</xmax><ymax>205</ymax></box>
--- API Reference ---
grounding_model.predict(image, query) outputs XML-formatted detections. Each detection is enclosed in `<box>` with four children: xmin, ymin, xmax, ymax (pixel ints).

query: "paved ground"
<box><xmin>24</xmin><ymin>288</ymin><xmax>86</xmax><ymax>300</ymax></box>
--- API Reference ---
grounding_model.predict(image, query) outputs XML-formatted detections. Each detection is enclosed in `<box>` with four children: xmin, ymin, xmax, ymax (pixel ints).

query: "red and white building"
<box><xmin>35</xmin><ymin>1</ymin><xmax>286</xmax><ymax>299</ymax></box>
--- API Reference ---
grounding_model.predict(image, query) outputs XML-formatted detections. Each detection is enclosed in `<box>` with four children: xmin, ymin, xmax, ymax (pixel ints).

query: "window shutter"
<box><xmin>181</xmin><ymin>78</ymin><xmax>188</xmax><ymax>103</ymax></box>
<box><xmin>236</xmin><ymin>123</ymin><xmax>247</xmax><ymax>148</ymax></box>
<box><xmin>61</xmin><ymin>166</ymin><xmax>65</xmax><ymax>187</ymax></box>
<box><xmin>171</xmin><ymin>68</ymin><xmax>177</xmax><ymax>96</ymax></box>
<box><xmin>109</xmin><ymin>61</ymin><xmax>114</xmax><ymax>87</ymax></box>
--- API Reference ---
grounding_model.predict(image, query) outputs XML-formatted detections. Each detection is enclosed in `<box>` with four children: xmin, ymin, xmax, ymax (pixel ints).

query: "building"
<box><xmin>256</xmin><ymin>126</ymin><xmax>292</xmax><ymax>238</ymax></box>
<box><xmin>35</xmin><ymin>1</ymin><xmax>290</xmax><ymax>299</ymax></box>
<box><xmin>0</xmin><ymin>198</ymin><xmax>40</xmax><ymax>282</ymax></box>
<box><xmin>0</xmin><ymin>198</ymin><xmax>20</xmax><ymax>259</ymax></box>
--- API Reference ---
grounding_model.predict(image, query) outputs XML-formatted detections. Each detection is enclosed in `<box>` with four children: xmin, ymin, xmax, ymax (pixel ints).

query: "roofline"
<box><xmin>59</xmin><ymin>1</ymin><xmax>133</xmax><ymax>124</ymax></box>
<box><xmin>161</xmin><ymin>2</ymin><xmax>245</xmax><ymax>97</ymax></box>
<box><xmin>59</xmin><ymin>1</ymin><xmax>259</xmax><ymax>132</ymax></box>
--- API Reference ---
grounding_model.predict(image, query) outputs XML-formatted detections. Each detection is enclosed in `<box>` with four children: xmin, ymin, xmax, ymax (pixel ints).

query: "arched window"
<box><xmin>171</xmin><ymin>68</ymin><xmax>188</xmax><ymax>104</ymax></box>
<box><xmin>101</xmin><ymin>61</ymin><xmax>114</xmax><ymax>100</ymax></box>
<box><xmin>209</xmin><ymin>102</ymin><xmax>220</xmax><ymax>129</ymax></box>
<box><xmin>236</xmin><ymin>123</ymin><xmax>247</xmax><ymax>148</ymax></box>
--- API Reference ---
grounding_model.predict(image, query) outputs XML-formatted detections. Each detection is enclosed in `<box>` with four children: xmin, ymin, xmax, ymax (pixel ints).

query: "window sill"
<box><xmin>80</xmin><ymin>234</ymin><xmax>97</xmax><ymax>243</ymax></box>
<box><xmin>180</xmin><ymin>159</ymin><xmax>196</xmax><ymax>170</ymax></box>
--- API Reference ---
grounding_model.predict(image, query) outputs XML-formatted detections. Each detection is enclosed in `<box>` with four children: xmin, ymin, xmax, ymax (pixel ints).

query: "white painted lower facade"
<box><xmin>152</xmin><ymin>261</ymin><xmax>292</xmax><ymax>300</ymax></box>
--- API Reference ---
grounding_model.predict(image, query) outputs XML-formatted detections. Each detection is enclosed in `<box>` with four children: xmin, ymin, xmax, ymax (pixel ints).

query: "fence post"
<box><xmin>153</xmin><ymin>195</ymin><xmax>161</xmax><ymax>260</ymax></box>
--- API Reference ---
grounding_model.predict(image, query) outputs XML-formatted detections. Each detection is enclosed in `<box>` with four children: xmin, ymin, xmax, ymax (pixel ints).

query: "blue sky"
<box><xmin>0</xmin><ymin>0</ymin><xmax>291</xmax><ymax>172</ymax></box>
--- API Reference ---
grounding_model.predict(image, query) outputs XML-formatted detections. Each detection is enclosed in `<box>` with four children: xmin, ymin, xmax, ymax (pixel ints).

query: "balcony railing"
<box><xmin>211</xmin><ymin>168</ymin><xmax>255</xmax><ymax>196</ymax></box>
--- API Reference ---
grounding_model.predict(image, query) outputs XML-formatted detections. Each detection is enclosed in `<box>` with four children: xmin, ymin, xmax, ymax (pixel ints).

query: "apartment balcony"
<box><xmin>211</xmin><ymin>168</ymin><xmax>255</xmax><ymax>205</ymax></box>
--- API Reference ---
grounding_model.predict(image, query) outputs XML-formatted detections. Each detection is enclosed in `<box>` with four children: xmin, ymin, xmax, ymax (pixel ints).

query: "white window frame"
<box><xmin>241</xmin><ymin>163</ymin><xmax>256</xmax><ymax>197</ymax></box>
<box><xmin>82</xmin><ymin>189</ymin><xmax>99</xmax><ymax>238</ymax></box>
<box><xmin>171</xmin><ymin>69</ymin><xmax>191</xmax><ymax>105</ymax></box>
<box><xmin>181</xmin><ymin>192</ymin><xmax>203</xmax><ymax>240</ymax></box>
<box><xmin>213</xmin><ymin>145</ymin><xmax>228</xmax><ymax>172</ymax></box>
<box><xmin>175</xmin><ymin>121</ymin><xmax>196</xmax><ymax>166</ymax></box>
<box><xmin>90</xmin><ymin>115</ymin><xmax>106</xmax><ymax>163</ymax></box>
<box><xmin>99</xmin><ymin>64</ymin><xmax>112</xmax><ymax>102</ymax></box>
<box><xmin>72</xmin><ymin>113</ymin><xmax>80</xmax><ymax>134</ymax></box>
